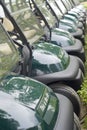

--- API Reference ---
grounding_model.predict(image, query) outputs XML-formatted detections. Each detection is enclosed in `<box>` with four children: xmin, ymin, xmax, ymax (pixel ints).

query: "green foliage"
<box><xmin>83</xmin><ymin>116</ymin><xmax>87</xmax><ymax>129</ymax></box>
<box><xmin>80</xmin><ymin>0</ymin><xmax>87</xmax><ymax>2</ymax></box>
<box><xmin>78</xmin><ymin>81</ymin><xmax>87</xmax><ymax>104</ymax></box>
<box><xmin>77</xmin><ymin>25</ymin><xmax>87</xmax><ymax>130</ymax></box>
<box><xmin>80</xmin><ymin>0</ymin><xmax>84</xmax><ymax>2</ymax></box>
<box><xmin>78</xmin><ymin>24</ymin><xmax>87</xmax><ymax>104</ymax></box>
<box><xmin>81</xmin><ymin>1</ymin><xmax>87</xmax><ymax>9</ymax></box>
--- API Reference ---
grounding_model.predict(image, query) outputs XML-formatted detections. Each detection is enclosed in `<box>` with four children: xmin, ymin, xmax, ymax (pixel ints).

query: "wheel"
<box><xmin>49</xmin><ymin>83</ymin><xmax>81</xmax><ymax>117</ymax></box>
<box><xmin>74</xmin><ymin>113</ymin><xmax>81</xmax><ymax>130</ymax></box>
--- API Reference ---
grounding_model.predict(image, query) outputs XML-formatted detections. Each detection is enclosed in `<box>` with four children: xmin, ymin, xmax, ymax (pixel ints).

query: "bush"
<box><xmin>78</xmin><ymin>36</ymin><xmax>87</xmax><ymax>104</ymax></box>
<box><xmin>78</xmin><ymin>81</ymin><xmax>87</xmax><ymax>104</ymax></box>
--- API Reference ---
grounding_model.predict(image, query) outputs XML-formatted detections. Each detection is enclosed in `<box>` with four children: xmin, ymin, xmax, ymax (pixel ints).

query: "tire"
<box><xmin>74</xmin><ymin>113</ymin><xmax>81</xmax><ymax>130</ymax></box>
<box><xmin>54</xmin><ymin>93</ymin><xmax>74</xmax><ymax>130</ymax></box>
<box><xmin>49</xmin><ymin>83</ymin><xmax>81</xmax><ymax>117</ymax></box>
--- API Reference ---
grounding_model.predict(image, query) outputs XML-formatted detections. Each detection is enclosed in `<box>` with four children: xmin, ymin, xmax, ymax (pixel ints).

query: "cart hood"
<box><xmin>52</xmin><ymin>28</ymin><xmax>75</xmax><ymax>47</ymax></box>
<box><xmin>0</xmin><ymin>76</ymin><xmax>58</xmax><ymax>130</ymax></box>
<box><xmin>32</xmin><ymin>42</ymin><xmax>69</xmax><ymax>76</ymax></box>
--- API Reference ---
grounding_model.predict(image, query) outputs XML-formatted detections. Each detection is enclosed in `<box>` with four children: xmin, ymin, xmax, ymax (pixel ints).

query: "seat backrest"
<box><xmin>3</xmin><ymin>17</ymin><xmax>14</xmax><ymax>32</ymax></box>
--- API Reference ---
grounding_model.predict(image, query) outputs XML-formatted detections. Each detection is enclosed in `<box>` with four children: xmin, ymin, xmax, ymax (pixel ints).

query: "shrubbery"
<box><xmin>77</xmin><ymin>0</ymin><xmax>87</xmax><ymax>104</ymax></box>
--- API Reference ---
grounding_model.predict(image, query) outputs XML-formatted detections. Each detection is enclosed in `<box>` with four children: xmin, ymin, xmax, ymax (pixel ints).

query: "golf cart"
<box><xmin>71</xmin><ymin>0</ymin><xmax>87</xmax><ymax>14</ymax></box>
<box><xmin>0</xmin><ymin>21</ymin><xmax>81</xmax><ymax>130</ymax></box>
<box><xmin>0</xmin><ymin>0</ymin><xmax>84</xmax><ymax>116</ymax></box>
<box><xmin>58</xmin><ymin>0</ymin><xmax>86</xmax><ymax>27</ymax></box>
<box><xmin>29</xmin><ymin>0</ymin><xmax>85</xmax><ymax>61</ymax></box>
<box><xmin>29</xmin><ymin>0</ymin><xmax>85</xmax><ymax>44</ymax></box>
<box><xmin>46</xmin><ymin>0</ymin><xmax>85</xmax><ymax>30</ymax></box>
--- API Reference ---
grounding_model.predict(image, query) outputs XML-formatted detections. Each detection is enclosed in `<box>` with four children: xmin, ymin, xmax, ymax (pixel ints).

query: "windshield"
<box><xmin>30</xmin><ymin>0</ymin><xmax>57</xmax><ymax>28</ymax></box>
<box><xmin>55</xmin><ymin>0</ymin><xmax>67</xmax><ymax>14</ymax></box>
<box><xmin>72</xmin><ymin>0</ymin><xmax>80</xmax><ymax>5</ymax></box>
<box><xmin>68</xmin><ymin>0</ymin><xmax>74</xmax><ymax>7</ymax></box>
<box><xmin>3</xmin><ymin>0</ymin><xmax>44</xmax><ymax>44</ymax></box>
<box><xmin>61</xmin><ymin>0</ymin><xmax>72</xmax><ymax>10</ymax></box>
<box><xmin>46</xmin><ymin>0</ymin><xmax>63</xmax><ymax>19</ymax></box>
<box><xmin>0</xmin><ymin>23</ymin><xmax>19</xmax><ymax>80</ymax></box>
